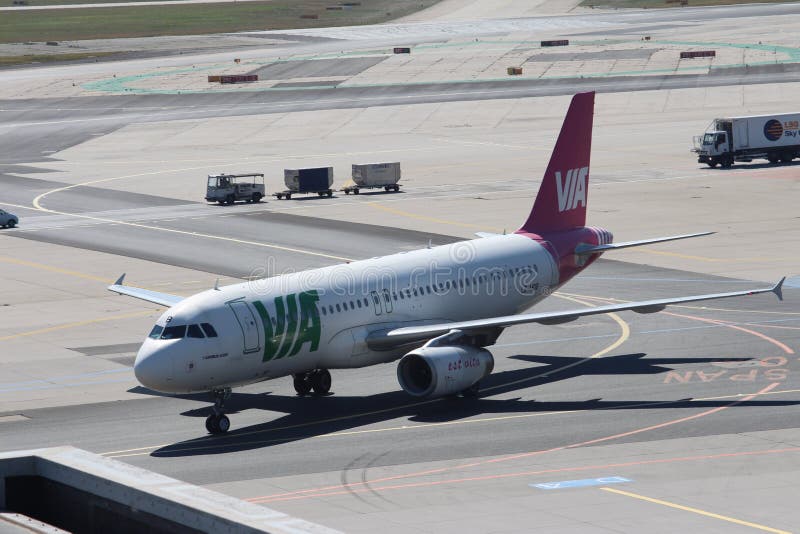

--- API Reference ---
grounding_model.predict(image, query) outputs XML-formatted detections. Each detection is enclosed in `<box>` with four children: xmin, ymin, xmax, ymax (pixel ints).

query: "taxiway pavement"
<box><xmin>1</xmin><ymin>1</ymin><xmax>799</xmax><ymax>532</ymax></box>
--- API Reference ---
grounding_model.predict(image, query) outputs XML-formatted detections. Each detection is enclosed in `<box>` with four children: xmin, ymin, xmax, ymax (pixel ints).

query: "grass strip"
<box><xmin>0</xmin><ymin>0</ymin><xmax>439</xmax><ymax>44</ymax></box>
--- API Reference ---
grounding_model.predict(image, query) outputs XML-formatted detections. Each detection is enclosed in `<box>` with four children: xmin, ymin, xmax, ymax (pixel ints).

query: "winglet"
<box><xmin>772</xmin><ymin>277</ymin><xmax>785</xmax><ymax>301</ymax></box>
<box><xmin>114</xmin><ymin>273</ymin><xmax>126</xmax><ymax>286</ymax></box>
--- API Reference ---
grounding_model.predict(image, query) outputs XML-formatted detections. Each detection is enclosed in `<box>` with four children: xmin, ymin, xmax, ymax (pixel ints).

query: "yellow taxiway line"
<box><xmin>601</xmin><ymin>487</ymin><xmax>792</xmax><ymax>534</ymax></box>
<box><xmin>0</xmin><ymin>310</ymin><xmax>155</xmax><ymax>342</ymax></box>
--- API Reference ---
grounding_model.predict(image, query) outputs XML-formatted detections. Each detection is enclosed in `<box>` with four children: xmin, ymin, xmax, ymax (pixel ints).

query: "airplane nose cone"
<box><xmin>134</xmin><ymin>342</ymin><xmax>174</xmax><ymax>392</ymax></box>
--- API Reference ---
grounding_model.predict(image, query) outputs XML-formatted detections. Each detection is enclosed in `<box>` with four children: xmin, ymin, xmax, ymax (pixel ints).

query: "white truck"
<box><xmin>693</xmin><ymin>113</ymin><xmax>800</xmax><ymax>168</ymax></box>
<box><xmin>342</xmin><ymin>162</ymin><xmax>401</xmax><ymax>194</ymax></box>
<box><xmin>205</xmin><ymin>173</ymin><xmax>265</xmax><ymax>204</ymax></box>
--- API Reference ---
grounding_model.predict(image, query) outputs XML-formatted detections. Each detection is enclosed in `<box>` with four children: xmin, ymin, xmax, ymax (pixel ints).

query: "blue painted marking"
<box><xmin>531</xmin><ymin>476</ymin><xmax>631</xmax><ymax>490</ymax></box>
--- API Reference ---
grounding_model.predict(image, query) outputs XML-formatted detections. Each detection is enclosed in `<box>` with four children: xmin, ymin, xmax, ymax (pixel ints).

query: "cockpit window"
<box><xmin>187</xmin><ymin>324</ymin><xmax>205</xmax><ymax>338</ymax></box>
<box><xmin>201</xmin><ymin>323</ymin><xmax>218</xmax><ymax>338</ymax></box>
<box><xmin>148</xmin><ymin>325</ymin><xmax>164</xmax><ymax>339</ymax></box>
<box><xmin>161</xmin><ymin>325</ymin><xmax>186</xmax><ymax>340</ymax></box>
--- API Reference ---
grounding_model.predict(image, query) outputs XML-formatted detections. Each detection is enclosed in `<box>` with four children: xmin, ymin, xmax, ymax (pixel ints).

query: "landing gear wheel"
<box><xmin>216</xmin><ymin>414</ymin><xmax>230</xmax><ymax>433</ymax></box>
<box><xmin>205</xmin><ymin>414</ymin><xmax>230</xmax><ymax>434</ymax></box>
<box><xmin>293</xmin><ymin>374</ymin><xmax>313</xmax><ymax>395</ymax></box>
<box><xmin>311</xmin><ymin>369</ymin><xmax>332</xmax><ymax>395</ymax></box>
<box><xmin>206</xmin><ymin>387</ymin><xmax>232</xmax><ymax>434</ymax></box>
<box><xmin>205</xmin><ymin>414</ymin><xmax>218</xmax><ymax>433</ymax></box>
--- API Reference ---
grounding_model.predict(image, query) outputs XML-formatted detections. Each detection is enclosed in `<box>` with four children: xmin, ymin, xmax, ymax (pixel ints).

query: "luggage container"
<box><xmin>274</xmin><ymin>167</ymin><xmax>334</xmax><ymax>199</ymax></box>
<box><xmin>342</xmin><ymin>162</ymin><xmax>401</xmax><ymax>195</ymax></box>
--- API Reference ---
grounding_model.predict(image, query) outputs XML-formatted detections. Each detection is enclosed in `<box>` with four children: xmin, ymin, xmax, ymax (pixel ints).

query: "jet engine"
<box><xmin>397</xmin><ymin>345</ymin><xmax>494</xmax><ymax>398</ymax></box>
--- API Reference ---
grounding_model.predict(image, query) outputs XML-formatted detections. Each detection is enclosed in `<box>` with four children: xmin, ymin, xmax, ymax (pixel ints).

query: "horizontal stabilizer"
<box><xmin>575</xmin><ymin>231</ymin><xmax>714</xmax><ymax>255</ymax></box>
<box><xmin>108</xmin><ymin>274</ymin><xmax>184</xmax><ymax>308</ymax></box>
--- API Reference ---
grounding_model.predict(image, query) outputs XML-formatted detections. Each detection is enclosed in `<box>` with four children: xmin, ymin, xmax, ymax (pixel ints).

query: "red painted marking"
<box><xmin>665</xmin><ymin>311</ymin><xmax>795</xmax><ymax>355</ymax></box>
<box><xmin>246</xmin><ymin>295</ymin><xmax>793</xmax><ymax>504</ymax></box>
<box><xmin>246</xmin><ymin>383</ymin><xmax>779</xmax><ymax>504</ymax></box>
<box><xmin>250</xmin><ymin>445</ymin><xmax>800</xmax><ymax>504</ymax></box>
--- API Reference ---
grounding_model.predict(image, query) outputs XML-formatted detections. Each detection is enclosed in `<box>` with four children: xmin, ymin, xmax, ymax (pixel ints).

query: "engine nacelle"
<box><xmin>396</xmin><ymin>345</ymin><xmax>494</xmax><ymax>398</ymax></box>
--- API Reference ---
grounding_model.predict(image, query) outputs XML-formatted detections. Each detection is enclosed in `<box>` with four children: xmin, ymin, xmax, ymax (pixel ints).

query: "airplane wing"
<box><xmin>367</xmin><ymin>278</ymin><xmax>785</xmax><ymax>349</ymax></box>
<box><xmin>107</xmin><ymin>274</ymin><xmax>184</xmax><ymax>308</ymax></box>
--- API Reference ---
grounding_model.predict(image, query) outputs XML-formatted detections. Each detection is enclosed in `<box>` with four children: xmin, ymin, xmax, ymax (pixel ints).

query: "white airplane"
<box><xmin>110</xmin><ymin>91</ymin><xmax>784</xmax><ymax>434</ymax></box>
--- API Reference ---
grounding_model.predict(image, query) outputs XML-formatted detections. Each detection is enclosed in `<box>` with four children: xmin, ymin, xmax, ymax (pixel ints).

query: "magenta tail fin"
<box><xmin>517</xmin><ymin>91</ymin><xmax>595</xmax><ymax>234</ymax></box>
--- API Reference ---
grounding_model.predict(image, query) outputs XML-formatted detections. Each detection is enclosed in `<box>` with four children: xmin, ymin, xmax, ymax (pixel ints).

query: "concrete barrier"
<box><xmin>0</xmin><ymin>447</ymin><xmax>340</xmax><ymax>534</ymax></box>
<box><xmin>541</xmin><ymin>40</ymin><xmax>569</xmax><ymax>47</ymax></box>
<box><xmin>680</xmin><ymin>50</ymin><xmax>715</xmax><ymax>58</ymax></box>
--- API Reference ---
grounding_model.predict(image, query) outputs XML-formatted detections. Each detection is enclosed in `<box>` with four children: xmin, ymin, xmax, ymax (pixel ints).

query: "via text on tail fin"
<box><xmin>517</xmin><ymin>91</ymin><xmax>595</xmax><ymax>234</ymax></box>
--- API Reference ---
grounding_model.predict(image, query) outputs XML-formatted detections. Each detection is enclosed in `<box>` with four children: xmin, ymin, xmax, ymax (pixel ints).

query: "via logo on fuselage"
<box><xmin>252</xmin><ymin>290</ymin><xmax>321</xmax><ymax>362</ymax></box>
<box><xmin>555</xmin><ymin>167</ymin><xmax>588</xmax><ymax>213</ymax></box>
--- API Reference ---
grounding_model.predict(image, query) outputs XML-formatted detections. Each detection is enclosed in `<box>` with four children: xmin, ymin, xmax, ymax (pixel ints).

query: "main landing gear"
<box><xmin>205</xmin><ymin>387</ymin><xmax>231</xmax><ymax>435</ymax></box>
<box><xmin>293</xmin><ymin>369</ymin><xmax>332</xmax><ymax>396</ymax></box>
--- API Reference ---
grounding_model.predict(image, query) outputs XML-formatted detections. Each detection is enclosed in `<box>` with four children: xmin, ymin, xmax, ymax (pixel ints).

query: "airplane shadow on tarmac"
<box><xmin>143</xmin><ymin>352</ymin><xmax>799</xmax><ymax>457</ymax></box>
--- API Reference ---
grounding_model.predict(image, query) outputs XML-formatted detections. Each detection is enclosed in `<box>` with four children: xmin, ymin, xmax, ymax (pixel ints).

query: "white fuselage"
<box><xmin>133</xmin><ymin>234</ymin><xmax>560</xmax><ymax>393</ymax></box>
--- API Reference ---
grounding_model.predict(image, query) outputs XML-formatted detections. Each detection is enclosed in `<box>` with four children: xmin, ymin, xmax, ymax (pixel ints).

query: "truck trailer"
<box><xmin>342</xmin><ymin>162</ymin><xmax>401</xmax><ymax>194</ymax></box>
<box><xmin>274</xmin><ymin>167</ymin><xmax>334</xmax><ymax>199</ymax></box>
<box><xmin>693</xmin><ymin>113</ymin><xmax>800</xmax><ymax>168</ymax></box>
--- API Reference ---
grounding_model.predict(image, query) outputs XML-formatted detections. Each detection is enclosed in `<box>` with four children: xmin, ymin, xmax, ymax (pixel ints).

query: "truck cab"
<box><xmin>205</xmin><ymin>173</ymin><xmax>265</xmax><ymax>205</ymax></box>
<box><xmin>693</xmin><ymin>123</ymin><xmax>734</xmax><ymax>168</ymax></box>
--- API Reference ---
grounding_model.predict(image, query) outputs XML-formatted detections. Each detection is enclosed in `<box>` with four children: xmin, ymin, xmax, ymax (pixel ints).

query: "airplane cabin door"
<box><xmin>228</xmin><ymin>300</ymin><xmax>260</xmax><ymax>354</ymax></box>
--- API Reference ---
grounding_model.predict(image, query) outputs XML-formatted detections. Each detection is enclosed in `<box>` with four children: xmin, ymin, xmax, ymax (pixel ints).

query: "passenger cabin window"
<box><xmin>201</xmin><ymin>323</ymin><xmax>218</xmax><ymax>338</ymax></box>
<box><xmin>149</xmin><ymin>325</ymin><xmax>164</xmax><ymax>339</ymax></box>
<box><xmin>161</xmin><ymin>325</ymin><xmax>186</xmax><ymax>340</ymax></box>
<box><xmin>187</xmin><ymin>324</ymin><xmax>205</xmax><ymax>338</ymax></box>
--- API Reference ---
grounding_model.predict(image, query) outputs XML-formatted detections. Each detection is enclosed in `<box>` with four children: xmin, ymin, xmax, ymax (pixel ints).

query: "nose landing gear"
<box><xmin>205</xmin><ymin>387</ymin><xmax>232</xmax><ymax>434</ymax></box>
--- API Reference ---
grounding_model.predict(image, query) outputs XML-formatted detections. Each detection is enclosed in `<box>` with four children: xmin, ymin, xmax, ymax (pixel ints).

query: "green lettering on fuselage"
<box><xmin>252</xmin><ymin>301</ymin><xmax>276</xmax><ymax>362</ymax></box>
<box><xmin>254</xmin><ymin>291</ymin><xmax>321</xmax><ymax>362</ymax></box>
<box><xmin>290</xmin><ymin>291</ymin><xmax>321</xmax><ymax>356</ymax></box>
<box><xmin>275</xmin><ymin>293</ymin><xmax>298</xmax><ymax>359</ymax></box>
